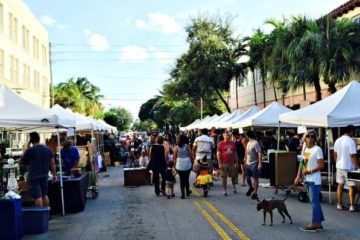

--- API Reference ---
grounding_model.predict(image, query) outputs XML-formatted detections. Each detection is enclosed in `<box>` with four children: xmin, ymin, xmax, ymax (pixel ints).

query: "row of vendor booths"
<box><xmin>182</xmin><ymin>80</ymin><xmax>360</xmax><ymax>203</ymax></box>
<box><xmin>0</xmin><ymin>85</ymin><xmax>117</xmax><ymax>239</ymax></box>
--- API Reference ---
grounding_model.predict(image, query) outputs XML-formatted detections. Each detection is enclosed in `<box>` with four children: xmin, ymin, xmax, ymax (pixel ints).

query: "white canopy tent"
<box><xmin>279</xmin><ymin>80</ymin><xmax>360</xmax><ymax>127</ymax></box>
<box><xmin>0</xmin><ymin>85</ymin><xmax>76</xmax><ymax>216</ymax></box>
<box><xmin>228</xmin><ymin>106</ymin><xmax>260</xmax><ymax>129</ymax></box>
<box><xmin>192</xmin><ymin>114</ymin><xmax>219</xmax><ymax>130</ymax></box>
<box><xmin>202</xmin><ymin>112</ymin><xmax>230</xmax><ymax>129</ymax></box>
<box><xmin>279</xmin><ymin>80</ymin><xmax>360</xmax><ymax>204</ymax></box>
<box><xmin>0</xmin><ymin>85</ymin><xmax>74</xmax><ymax>130</ymax></box>
<box><xmin>180</xmin><ymin>119</ymin><xmax>201</xmax><ymax>131</ymax></box>
<box><xmin>187</xmin><ymin>115</ymin><xmax>212</xmax><ymax>130</ymax></box>
<box><xmin>215</xmin><ymin>109</ymin><xmax>243</xmax><ymax>129</ymax></box>
<box><xmin>233</xmin><ymin>102</ymin><xmax>295</xmax><ymax>128</ymax></box>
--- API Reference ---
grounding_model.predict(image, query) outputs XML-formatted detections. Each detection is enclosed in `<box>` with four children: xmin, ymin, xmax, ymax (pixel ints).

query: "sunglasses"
<box><xmin>305</xmin><ymin>134</ymin><xmax>315</xmax><ymax>138</ymax></box>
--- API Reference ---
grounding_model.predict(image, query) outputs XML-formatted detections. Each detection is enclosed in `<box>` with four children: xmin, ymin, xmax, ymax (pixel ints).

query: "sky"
<box><xmin>23</xmin><ymin>0</ymin><xmax>348</xmax><ymax>119</ymax></box>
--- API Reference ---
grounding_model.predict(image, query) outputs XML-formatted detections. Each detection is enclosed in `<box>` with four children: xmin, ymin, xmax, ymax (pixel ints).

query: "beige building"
<box><xmin>0</xmin><ymin>0</ymin><xmax>50</xmax><ymax>108</ymax></box>
<box><xmin>229</xmin><ymin>0</ymin><xmax>359</xmax><ymax>112</ymax></box>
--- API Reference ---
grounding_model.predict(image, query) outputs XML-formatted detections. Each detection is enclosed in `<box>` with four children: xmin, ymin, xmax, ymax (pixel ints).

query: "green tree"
<box><xmin>167</xmin><ymin>15</ymin><xmax>247</xmax><ymax>113</ymax></box>
<box><xmin>104</xmin><ymin>107</ymin><xmax>133</xmax><ymax>131</ymax></box>
<box><xmin>132</xmin><ymin>119</ymin><xmax>158</xmax><ymax>133</ymax></box>
<box><xmin>54</xmin><ymin>77</ymin><xmax>103</xmax><ymax>117</ymax></box>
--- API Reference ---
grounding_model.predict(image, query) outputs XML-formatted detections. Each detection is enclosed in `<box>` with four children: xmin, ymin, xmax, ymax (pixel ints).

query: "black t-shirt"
<box><xmin>235</xmin><ymin>139</ymin><xmax>245</xmax><ymax>162</ymax></box>
<box><xmin>23</xmin><ymin>144</ymin><xmax>54</xmax><ymax>180</ymax></box>
<box><xmin>165</xmin><ymin>168</ymin><xmax>175</xmax><ymax>182</ymax></box>
<box><xmin>287</xmin><ymin>137</ymin><xmax>300</xmax><ymax>153</ymax></box>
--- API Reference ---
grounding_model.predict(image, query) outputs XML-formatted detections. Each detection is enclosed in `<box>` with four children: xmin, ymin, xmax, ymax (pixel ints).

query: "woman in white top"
<box><xmin>295</xmin><ymin>130</ymin><xmax>324</xmax><ymax>232</ymax></box>
<box><xmin>174</xmin><ymin>134</ymin><xmax>193</xmax><ymax>199</ymax></box>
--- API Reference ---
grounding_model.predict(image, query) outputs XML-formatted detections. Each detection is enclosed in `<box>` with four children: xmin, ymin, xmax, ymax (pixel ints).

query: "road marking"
<box><xmin>192</xmin><ymin>200</ymin><xmax>232</xmax><ymax>240</ymax></box>
<box><xmin>193</xmin><ymin>189</ymin><xmax>250</xmax><ymax>240</ymax></box>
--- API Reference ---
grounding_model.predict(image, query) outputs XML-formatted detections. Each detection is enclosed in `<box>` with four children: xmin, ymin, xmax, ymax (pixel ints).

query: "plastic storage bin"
<box><xmin>0</xmin><ymin>198</ymin><xmax>24</xmax><ymax>240</ymax></box>
<box><xmin>22</xmin><ymin>207</ymin><xmax>50</xmax><ymax>234</ymax></box>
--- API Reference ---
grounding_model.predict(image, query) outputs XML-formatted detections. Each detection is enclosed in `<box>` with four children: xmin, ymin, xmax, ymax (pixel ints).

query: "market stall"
<box><xmin>279</xmin><ymin>80</ymin><xmax>360</xmax><ymax>203</ymax></box>
<box><xmin>0</xmin><ymin>85</ymin><xmax>75</xmax><ymax>216</ymax></box>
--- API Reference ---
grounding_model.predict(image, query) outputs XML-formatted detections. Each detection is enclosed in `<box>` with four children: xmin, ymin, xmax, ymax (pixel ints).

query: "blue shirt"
<box><xmin>60</xmin><ymin>146</ymin><xmax>80</xmax><ymax>172</ymax></box>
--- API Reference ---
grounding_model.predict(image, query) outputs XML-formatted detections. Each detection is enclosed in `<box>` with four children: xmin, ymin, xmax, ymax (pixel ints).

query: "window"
<box><xmin>42</xmin><ymin>44</ymin><xmax>48</xmax><ymax>66</ymax></box>
<box><xmin>14</xmin><ymin>58</ymin><xmax>19</xmax><ymax>83</ymax></box>
<box><xmin>0</xmin><ymin>49</ymin><xmax>4</xmax><ymax>77</ymax></box>
<box><xmin>0</xmin><ymin>3</ymin><xmax>3</xmax><ymax>33</ymax></box>
<box><xmin>13</xmin><ymin>17</ymin><xmax>18</xmax><ymax>43</ymax></box>
<box><xmin>9</xmin><ymin>55</ymin><xmax>14</xmax><ymax>81</ymax></box>
<box><xmin>22</xmin><ymin>26</ymin><xmax>30</xmax><ymax>52</ymax></box>
<box><xmin>25</xmin><ymin>65</ymin><xmax>30</xmax><ymax>88</ymax></box>
<box><xmin>42</xmin><ymin>76</ymin><xmax>48</xmax><ymax>95</ymax></box>
<box><xmin>33</xmin><ymin>36</ymin><xmax>39</xmax><ymax>59</ymax></box>
<box><xmin>9</xmin><ymin>13</ymin><xmax>13</xmax><ymax>40</ymax></box>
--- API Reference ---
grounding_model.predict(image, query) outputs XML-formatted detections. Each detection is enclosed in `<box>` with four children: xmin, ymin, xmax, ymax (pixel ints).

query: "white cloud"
<box><xmin>120</xmin><ymin>45</ymin><xmax>149</xmax><ymax>62</ymax></box>
<box><xmin>40</xmin><ymin>15</ymin><xmax>58</xmax><ymax>27</ymax></box>
<box><xmin>83</xmin><ymin>28</ymin><xmax>110</xmax><ymax>51</ymax></box>
<box><xmin>148</xmin><ymin>47</ymin><xmax>171</xmax><ymax>63</ymax></box>
<box><xmin>135</xmin><ymin>12</ymin><xmax>181</xmax><ymax>34</ymax></box>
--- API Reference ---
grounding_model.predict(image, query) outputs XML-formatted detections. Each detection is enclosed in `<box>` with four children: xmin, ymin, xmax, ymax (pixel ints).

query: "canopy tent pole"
<box><xmin>57</xmin><ymin>128</ymin><xmax>65</xmax><ymax>215</ymax></box>
<box><xmin>277</xmin><ymin>121</ymin><xmax>281</xmax><ymax>150</ymax></box>
<box><xmin>326</xmin><ymin>128</ymin><xmax>332</xmax><ymax>204</ymax></box>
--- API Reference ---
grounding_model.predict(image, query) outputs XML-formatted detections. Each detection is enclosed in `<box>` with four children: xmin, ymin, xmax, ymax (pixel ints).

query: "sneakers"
<box><xmin>186</xmin><ymin>190</ymin><xmax>192</xmax><ymax>196</ymax></box>
<box><xmin>246</xmin><ymin>187</ymin><xmax>254</xmax><ymax>196</ymax></box>
<box><xmin>299</xmin><ymin>224</ymin><xmax>324</xmax><ymax>232</ymax></box>
<box><xmin>349</xmin><ymin>205</ymin><xmax>356</xmax><ymax>212</ymax></box>
<box><xmin>222</xmin><ymin>192</ymin><xmax>228</xmax><ymax>197</ymax></box>
<box><xmin>336</xmin><ymin>204</ymin><xmax>343</xmax><ymax>211</ymax></box>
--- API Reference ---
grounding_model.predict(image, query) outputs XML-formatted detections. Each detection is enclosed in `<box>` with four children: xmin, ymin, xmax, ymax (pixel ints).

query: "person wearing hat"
<box><xmin>22</xmin><ymin>132</ymin><xmax>56</xmax><ymax>207</ymax></box>
<box><xmin>295</xmin><ymin>130</ymin><xmax>325</xmax><ymax>232</ymax></box>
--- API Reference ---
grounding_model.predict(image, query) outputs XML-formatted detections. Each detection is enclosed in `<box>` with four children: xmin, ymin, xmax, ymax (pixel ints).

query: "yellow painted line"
<box><xmin>193</xmin><ymin>189</ymin><xmax>250</xmax><ymax>240</ymax></box>
<box><xmin>192</xmin><ymin>200</ymin><xmax>232</xmax><ymax>240</ymax></box>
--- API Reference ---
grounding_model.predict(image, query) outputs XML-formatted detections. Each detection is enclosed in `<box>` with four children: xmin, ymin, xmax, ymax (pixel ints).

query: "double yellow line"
<box><xmin>192</xmin><ymin>190</ymin><xmax>250</xmax><ymax>240</ymax></box>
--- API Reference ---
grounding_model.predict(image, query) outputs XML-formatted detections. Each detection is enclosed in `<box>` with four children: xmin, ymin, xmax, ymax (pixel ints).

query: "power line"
<box><xmin>52</xmin><ymin>43</ymin><xmax>186</xmax><ymax>48</ymax></box>
<box><xmin>54</xmin><ymin>74</ymin><xmax>168</xmax><ymax>80</ymax></box>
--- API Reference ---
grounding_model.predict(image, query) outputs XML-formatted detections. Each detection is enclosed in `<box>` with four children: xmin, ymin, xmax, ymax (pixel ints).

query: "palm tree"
<box><xmin>248</xmin><ymin>29</ymin><xmax>268</xmax><ymax>107</ymax></box>
<box><xmin>54</xmin><ymin>77</ymin><xmax>104</xmax><ymax>117</ymax></box>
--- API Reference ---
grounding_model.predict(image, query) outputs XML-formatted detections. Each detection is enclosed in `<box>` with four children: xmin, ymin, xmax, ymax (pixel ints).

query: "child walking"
<box><xmin>196</xmin><ymin>156</ymin><xmax>213</xmax><ymax>197</ymax></box>
<box><xmin>165</xmin><ymin>161</ymin><xmax>176</xmax><ymax>199</ymax></box>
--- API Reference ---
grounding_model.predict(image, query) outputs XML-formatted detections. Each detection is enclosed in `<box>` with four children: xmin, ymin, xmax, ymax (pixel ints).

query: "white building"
<box><xmin>0</xmin><ymin>0</ymin><xmax>50</xmax><ymax>108</ymax></box>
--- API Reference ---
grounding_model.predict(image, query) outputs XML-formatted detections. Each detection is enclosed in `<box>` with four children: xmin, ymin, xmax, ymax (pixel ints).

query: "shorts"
<box><xmin>246</xmin><ymin>163</ymin><xmax>259</xmax><ymax>178</ymax></box>
<box><xmin>166</xmin><ymin>181</ymin><xmax>174</xmax><ymax>188</ymax></box>
<box><xmin>221</xmin><ymin>164</ymin><xmax>236</xmax><ymax>179</ymax></box>
<box><xmin>336</xmin><ymin>168</ymin><xmax>355</xmax><ymax>187</ymax></box>
<box><xmin>27</xmin><ymin>177</ymin><xmax>48</xmax><ymax>199</ymax></box>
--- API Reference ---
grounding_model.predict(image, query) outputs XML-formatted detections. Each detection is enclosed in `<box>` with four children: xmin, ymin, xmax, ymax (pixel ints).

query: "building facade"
<box><xmin>229</xmin><ymin>0</ymin><xmax>359</xmax><ymax>112</ymax></box>
<box><xmin>0</xmin><ymin>0</ymin><xmax>50</xmax><ymax>108</ymax></box>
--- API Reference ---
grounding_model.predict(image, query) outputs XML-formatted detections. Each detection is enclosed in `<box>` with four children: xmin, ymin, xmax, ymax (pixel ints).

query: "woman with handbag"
<box><xmin>148</xmin><ymin>136</ymin><xmax>167</xmax><ymax>196</ymax></box>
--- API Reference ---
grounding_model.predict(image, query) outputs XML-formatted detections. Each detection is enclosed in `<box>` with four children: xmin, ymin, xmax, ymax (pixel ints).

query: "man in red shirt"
<box><xmin>217</xmin><ymin>131</ymin><xmax>238</xmax><ymax>196</ymax></box>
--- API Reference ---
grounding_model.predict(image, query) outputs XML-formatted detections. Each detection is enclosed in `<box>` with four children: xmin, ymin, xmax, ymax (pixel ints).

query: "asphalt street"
<box><xmin>23</xmin><ymin>166</ymin><xmax>360</xmax><ymax>240</ymax></box>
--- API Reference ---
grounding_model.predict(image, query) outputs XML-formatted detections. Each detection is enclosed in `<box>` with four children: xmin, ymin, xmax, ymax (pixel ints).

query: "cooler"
<box><xmin>22</xmin><ymin>207</ymin><xmax>50</xmax><ymax>234</ymax></box>
<box><xmin>0</xmin><ymin>198</ymin><xmax>24</xmax><ymax>240</ymax></box>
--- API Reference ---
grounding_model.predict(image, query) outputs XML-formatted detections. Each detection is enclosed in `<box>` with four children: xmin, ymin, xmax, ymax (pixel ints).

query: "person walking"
<box><xmin>233</xmin><ymin>131</ymin><xmax>247</xmax><ymax>186</ymax></box>
<box><xmin>192</xmin><ymin>129</ymin><xmax>214</xmax><ymax>185</ymax></box>
<box><xmin>295</xmin><ymin>130</ymin><xmax>325</xmax><ymax>232</ymax></box>
<box><xmin>217</xmin><ymin>131</ymin><xmax>238</xmax><ymax>196</ymax></box>
<box><xmin>334</xmin><ymin>125</ymin><xmax>359</xmax><ymax>212</ymax></box>
<box><xmin>148</xmin><ymin>136</ymin><xmax>167</xmax><ymax>196</ymax></box>
<box><xmin>173</xmin><ymin>134</ymin><xmax>193</xmax><ymax>199</ymax></box>
<box><xmin>22</xmin><ymin>132</ymin><xmax>56</xmax><ymax>207</ymax></box>
<box><xmin>244</xmin><ymin>130</ymin><xmax>262</xmax><ymax>200</ymax></box>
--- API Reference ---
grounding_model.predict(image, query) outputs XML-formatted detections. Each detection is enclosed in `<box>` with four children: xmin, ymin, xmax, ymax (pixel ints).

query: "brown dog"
<box><xmin>256</xmin><ymin>194</ymin><xmax>292</xmax><ymax>226</ymax></box>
